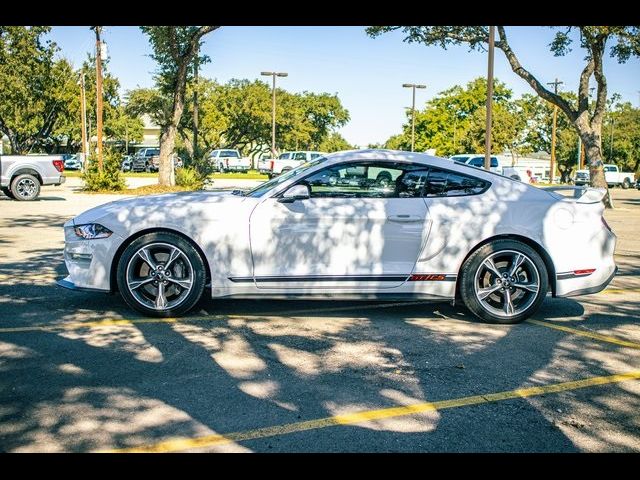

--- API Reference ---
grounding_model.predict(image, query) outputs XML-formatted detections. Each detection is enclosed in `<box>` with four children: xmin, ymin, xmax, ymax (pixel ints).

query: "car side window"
<box><xmin>468</xmin><ymin>157</ymin><xmax>484</xmax><ymax>168</ymax></box>
<box><xmin>299</xmin><ymin>162</ymin><xmax>428</xmax><ymax>199</ymax></box>
<box><xmin>293</xmin><ymin>152</ymin><xmax>307</xmax><ymax>160</ymax></box>
<box><xmin>423</xmin><ymin>167</ymin><xmax>489</xmax><ymax>197</ymax></box>
<box><xmin>604</xmin><ymin>166</ymin><xmax>616</xmax><ymax>172</ymax></box>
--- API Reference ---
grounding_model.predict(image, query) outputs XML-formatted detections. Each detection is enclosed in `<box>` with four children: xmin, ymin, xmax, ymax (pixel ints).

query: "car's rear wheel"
<box><xmin>459</xmin><ymin>240</ymin><xmax>548</xmax><ymax>324</ymax></box>
<box><xmin>622</xmin><ymin>178</ymin><xmax>631</xmax><ymax>189</ymax></box>
<box><xmin>10</xmin><ymin>173</ymin><xmax>40</xmax><ymax>201</ymax></box>
<box><xmin>117</xmin><ymin>232</ymin><xmax>206</xmax><ymax>317</ymax></box>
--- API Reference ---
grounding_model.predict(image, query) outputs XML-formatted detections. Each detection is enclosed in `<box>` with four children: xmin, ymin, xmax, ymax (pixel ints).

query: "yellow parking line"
<box><xmin>601</xmin><ymin>287</ymin><xmax>640</xmax><ymax>295</ymax></box>
<box><xmin>103</xmin><ymin>370</ymin><xmax>640</xmax><ymax>453</ymax></box>
<box><xmin>527</xmin><ymin>319</ymin><xmax>640</xmax><ymax>349</ymax></box>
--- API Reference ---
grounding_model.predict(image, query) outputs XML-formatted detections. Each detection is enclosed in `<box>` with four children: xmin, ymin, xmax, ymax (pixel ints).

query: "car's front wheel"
<box><xmin>117</xmin><ymin>232</ymin><xmax>207</xmax><ymax>317</ymax></box>
<box><xmin>459</xmin><ymin>240</ymin><xmax>548</xmax><ymax>324</ymax></box>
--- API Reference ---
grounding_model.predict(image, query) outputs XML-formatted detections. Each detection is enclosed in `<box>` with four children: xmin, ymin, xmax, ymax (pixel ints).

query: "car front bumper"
<box><xmin>60</xmin><ymin>224</ymin><xmax>125</xmax><ymax>292</ymax></box>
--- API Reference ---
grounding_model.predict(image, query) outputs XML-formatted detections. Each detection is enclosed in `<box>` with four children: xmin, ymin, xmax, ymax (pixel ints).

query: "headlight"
<box><xmin>73</xmin><ymin>224</ymin><xmax>113</xmax><ymax>239</ymax></box>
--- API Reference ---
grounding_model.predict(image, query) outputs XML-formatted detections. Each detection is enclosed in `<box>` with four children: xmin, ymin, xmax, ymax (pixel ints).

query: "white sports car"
<box><xmin>58</xmin><ymin>150</ymin><xmax>617</xmax><ymax>324</ymax></box>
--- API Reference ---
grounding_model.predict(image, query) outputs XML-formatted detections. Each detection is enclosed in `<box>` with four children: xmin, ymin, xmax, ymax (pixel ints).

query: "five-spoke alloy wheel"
<box><xmin>460</xmin><ymin>240</ymin><xmax>548</xmax><ymax>324</ymax></box>
<box><xmin>117</xmin><ymin>232</ymin><xmax>206</xmax><ymax>317</ymax></box>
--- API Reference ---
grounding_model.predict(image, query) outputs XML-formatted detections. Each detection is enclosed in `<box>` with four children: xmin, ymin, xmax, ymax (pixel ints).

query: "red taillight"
<box><xmin>53</xmin><ymin>160</ymin><xmax>64</xmax><ymax>172</ymax></box>
<box><xmin>601</xmin><ymin>217</ymin><xmax>612</xmax><ymax>232</ymax></box>
<box><xmin>270</xmin><ymin>160</ymin><xmax>274</xmax><ymax>171</ymax></box>
<box><xmin>574</xmin><ymin>269</ymin><xmax>596</xmax><ymax>276</ymax></box>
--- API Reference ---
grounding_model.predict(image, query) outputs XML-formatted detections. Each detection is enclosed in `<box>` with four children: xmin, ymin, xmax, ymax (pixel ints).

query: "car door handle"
<box><xmin>387</xmin><ymin>214</ymin><xmax>424</xmax><ymax>223</ymax></box>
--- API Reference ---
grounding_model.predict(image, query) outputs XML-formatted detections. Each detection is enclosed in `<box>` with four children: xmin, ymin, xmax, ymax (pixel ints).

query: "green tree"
<box><xmin>0</xmin><ymin>26</ymin><xmax>77</xmax><ymax>154</ymax></box>
<box><xmin>367</xmin><ymin>26</ymin><xmax>640</xmax><ymax>207</ymax></box>
<box><xmin>318</xmin><ymin>132</ymin><xmax>353</xmax><ymax>152</ymax></box>
<box><xmin>141</xmin><ymin>26</ymin><xmax>219</xmax><ymax>186</ymax></box>
<box><xmin>602</xmin><ymin>101</ymin><xmax>640</xmax><ymax>173</ymax></box>
<box><xmin>386</xmin><ymin>77</ymin><xmax>518</xmax><ymax>157</ymax></box>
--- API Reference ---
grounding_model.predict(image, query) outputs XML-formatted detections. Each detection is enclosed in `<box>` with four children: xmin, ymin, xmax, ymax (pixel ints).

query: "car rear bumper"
<box><xmin>555</xmin><ymin>228</ymin><xmax>617</xmax><ymax>297</ymax></box>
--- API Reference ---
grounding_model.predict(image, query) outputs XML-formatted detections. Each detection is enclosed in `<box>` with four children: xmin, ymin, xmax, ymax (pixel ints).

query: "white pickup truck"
<box><xmin>450</xmin><ymin>154</ymin><xmax>534</xmax><ymax>183</ymax></box>
<box><xmin>1</xmin><ymin>154</ymin><xmax>66</xmax><ymax>201</ymax></box>
<box><xmin>574</xmin><ymin>164</ymin><xmax>635</xmax><ymax>189</ymax></box>
<box><xmin>259</xmin><ymin>151</ymin><xmax>326</xmax><ymax>178</ymax></box>
<box><xmin>208</xmin><ymin>149</ymin><xmax>251</xmax><ymax>173</ymax></box>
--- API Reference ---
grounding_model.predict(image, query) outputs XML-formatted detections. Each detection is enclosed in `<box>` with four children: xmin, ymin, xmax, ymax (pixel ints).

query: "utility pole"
<box><xmin>261</xmin><ymin>71</ymin><xmax>288</xmax><ymax>158</ymax></box>
<box><xmin>546</xmin><ymin>78</ymin><xmax>563</xmax><ymax>184</ymax></box>
<box><xmin>79</xmin><ymin>73</ymin><xmax>88</xmax><ymax>171</ymax></box>
<box><xmin>402</xmin><ymin>83</ymin><xmax>426</xmax><ymax>152</ymax></box>
<box><xmin>484</xmin><ymin>26</ymin><xmax>495</xmax><ymax>171</ymax></box>
<box><xmin>193</xmin><ymin>54</ymin><xmax>199</xmax><ymax>161</ymax></box>
<box><xmin>93</xmin><ymin>26</ymin><xmax>104</xmax><ymax>172</ymax></box>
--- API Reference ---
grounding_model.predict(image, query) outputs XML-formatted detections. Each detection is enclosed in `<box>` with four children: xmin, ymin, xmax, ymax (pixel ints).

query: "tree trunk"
<box><xmin>579</xmin><ymin>122</ymin><xmax>614</xmax><ymax>208</ymax></box>
<box><xmin>158</xmin><ymin>67</ymin><xmax>189</xmax><ymax>186</ymax></box>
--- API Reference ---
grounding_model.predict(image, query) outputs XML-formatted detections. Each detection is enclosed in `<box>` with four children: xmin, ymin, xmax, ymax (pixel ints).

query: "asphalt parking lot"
<box><xmin>0</xmin><ymin>180</ymin><xmax>639</xmax><ymax>452</ymax></box>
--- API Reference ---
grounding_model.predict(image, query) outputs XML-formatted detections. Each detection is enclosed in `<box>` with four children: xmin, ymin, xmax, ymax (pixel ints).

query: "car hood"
<box><xmin>65</xmin><ymin>190</ymin><xmax>248</xmax><ymax>228</ymax></box>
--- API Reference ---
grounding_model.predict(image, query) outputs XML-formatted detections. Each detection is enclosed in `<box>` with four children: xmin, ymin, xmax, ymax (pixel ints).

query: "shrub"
<box><xmin>175</xmin><ymin>166</ymin><xmax>204</xmax><ymax>190</ymax></box>
<box><xmin>82</xmin><ymin>149</ymin><xmax>126</xmax><ymax>192</ymax></box>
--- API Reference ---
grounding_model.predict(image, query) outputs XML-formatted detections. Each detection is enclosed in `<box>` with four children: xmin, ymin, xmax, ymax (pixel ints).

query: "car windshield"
<box><xmin>220</xmin><ymin>150</ymin><xmax>240</xmax><ymax>158</ymax></box>
<box><xmin>245</xmin><ymin>157</ymin><xmax>327</xmax><ymax>198</ymax></box>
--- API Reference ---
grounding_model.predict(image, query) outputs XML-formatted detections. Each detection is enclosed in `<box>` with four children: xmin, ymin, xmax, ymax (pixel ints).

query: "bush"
<box><xmin>82</xmin><ymin>148</ymin><xmax>126</xmax><ymax>192</ymax></box>
<box><xmin>175</xmin><ymin>166</ymin><xmax>204</xmax><ymax>190</ymax></box>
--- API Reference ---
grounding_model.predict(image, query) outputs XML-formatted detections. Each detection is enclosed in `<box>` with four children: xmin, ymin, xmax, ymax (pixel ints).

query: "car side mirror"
<box><xmin>278</xmin><ymin>184</ymin><xmax>310</xmax><ymax>203</ymax></box>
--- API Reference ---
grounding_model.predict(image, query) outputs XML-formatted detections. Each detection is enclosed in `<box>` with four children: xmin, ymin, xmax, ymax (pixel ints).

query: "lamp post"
<box><xmin>261</xmin><ymin>71</ymin><xmax>288</xmax><ymax>158</ymax></box>
<box><xmin>402</xmin><ymin>83</ymin><xmax>426</xmax><ymax>152</ymax></box>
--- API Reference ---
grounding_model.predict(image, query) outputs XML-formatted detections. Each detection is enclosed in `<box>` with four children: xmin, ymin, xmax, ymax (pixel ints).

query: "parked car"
<box><xmin>261</xmin><ymin>151</ymin><xmax>327</xmax><ymax>178</ymax></box>
<box><xmin>131</xmin><ymin>148</ymin><xmax>160</xmax><ymax>172</ymax></box>
<box><xmin>1</xmin><ymin>154</ymin><xmax>66</xmax><ymax>201</ymax></box>
<box><xmin>636</xmin><ymin>177</ymin><xmax>640</xmax><ymax>190</ymax></box>
<box><xmin>574</xmin><ymin>164</ymin><xmax>635</xmax><ymax>188</ymax></box>
<box><xmin>450</xmin><ymin>154</ymin><xmax>533</xmax><ymax>183</ymax></box>
<box><xmin>208</xmin><ymin>149</ymin><xmax>251</xmax><ymax>173</ymax></box>
<box><xmin>121</xmin><ymin>155</ymin><xmax>133</xmax><ymax>172</ymax></box>
<box><xmin>63</xmin><ymin>154</ymin><xmax>83</xmax><ymax>171</ymax></box>
<box><xmin>58</xmin><ymin>149</ymin><xmax>616</xmax><ymax>324</ymax></box>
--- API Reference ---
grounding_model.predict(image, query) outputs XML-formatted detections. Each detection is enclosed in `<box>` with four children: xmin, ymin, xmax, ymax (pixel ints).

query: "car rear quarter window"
<box><xmin>424</xmin><ymin>168</ymin><xmax>489</xmax><ymax>197</ymax></box>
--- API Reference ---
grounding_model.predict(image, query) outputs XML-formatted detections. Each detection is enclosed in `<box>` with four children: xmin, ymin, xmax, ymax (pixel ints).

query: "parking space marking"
<box><xmin>601</xmin><ymin>287</ymin><xmax>640</xmax><ymax>295</ymax></box>
<box><xmin>527</xmin><ymin>319</ymin><xmax>640</xmax><ymax>349</ymax></box>
<box><xmin>104</xmin><ymin>370</ymin><xmax>640</xmax><ymax>453</ymax></box>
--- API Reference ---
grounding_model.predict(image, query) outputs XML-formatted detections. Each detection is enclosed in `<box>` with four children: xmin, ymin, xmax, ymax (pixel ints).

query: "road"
<box><xmin>0</xmin><ymin>182</ymin><xmax>639</xmax><ymax>452</ymax></box>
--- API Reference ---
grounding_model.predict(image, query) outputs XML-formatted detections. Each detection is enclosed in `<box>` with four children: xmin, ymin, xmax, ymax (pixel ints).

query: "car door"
<box><xmin>248</xmin><ymin>160</ymin><xmax>432</xmax><ymax>289</ymax></box>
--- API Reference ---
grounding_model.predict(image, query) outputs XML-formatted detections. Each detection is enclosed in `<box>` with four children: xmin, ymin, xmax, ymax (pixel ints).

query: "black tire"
<box><xmin>459</xmin><ymin>239</ymin><xmax>548</xmax><ymax>324</ymax></box>
<box><xmin>116</xmin><ymin>232</ymin><xmax>207</xmax><ymax>317</ymax></box>
<box><xmin>622</xmin><ymin>178</ymin><xmax>631</xmax><ymax>189</ymax></box>
<box><xmin>1</xmin><ymin>187</ymin><xmax>15</xmax><ymax>199</ymax></box>
<box><xmin>10</xmin><ymin>173</ymin><xmax>40</xmax><ymax>201</ymax></box>
<box><xmin>144</xmin><ymin>162</ymin><xmax>151</xmax><ymax>173</ymax></box>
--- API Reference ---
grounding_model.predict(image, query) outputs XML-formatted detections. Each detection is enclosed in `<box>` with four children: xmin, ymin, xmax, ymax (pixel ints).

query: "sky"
<box><xmin>47</xmin><ymin>26</ymin><xmax>640</xmax><ymax>147</ymax></box>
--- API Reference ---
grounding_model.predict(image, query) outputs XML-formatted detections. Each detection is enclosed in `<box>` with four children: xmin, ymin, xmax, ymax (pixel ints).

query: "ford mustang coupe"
<box><xmin>58</xmin><ymin>150</ymin><xmax>617</xmax><ymax>324</ymax></box>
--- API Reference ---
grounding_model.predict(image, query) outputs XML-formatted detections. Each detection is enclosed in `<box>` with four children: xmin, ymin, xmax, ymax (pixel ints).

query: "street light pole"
<box><xmin>261</xmin><ymin>71</ymin><xmax>288</xmax><ymax>158</ymax></box>
<box><xmin>546</xmin><ymin>78</ymin><xmax>563</xmax><ymax>184</ymax></box>
<box><xmin>402</xmin><ymin>83</ymin><xmax>426</xmax><ymax>152</ymax></box>
<box><xmin>484</xmin><ymin>25</ymin><xmax>495</xmax><ymax>171</ymax></box>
